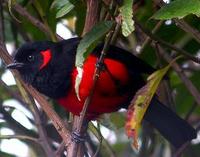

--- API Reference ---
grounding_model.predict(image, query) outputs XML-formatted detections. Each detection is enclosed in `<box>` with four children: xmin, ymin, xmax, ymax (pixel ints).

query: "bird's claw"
<box><xmin>71</xmin><ymin>131</ymin><xmax>85</xmax><ymax>143</ymax></box>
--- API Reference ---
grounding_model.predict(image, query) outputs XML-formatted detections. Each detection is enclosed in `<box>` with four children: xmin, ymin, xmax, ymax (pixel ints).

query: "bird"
<box><xmin>7</xmin><ymin>37</ymin><xmax>197</xmax><ymax>148</ymax></box>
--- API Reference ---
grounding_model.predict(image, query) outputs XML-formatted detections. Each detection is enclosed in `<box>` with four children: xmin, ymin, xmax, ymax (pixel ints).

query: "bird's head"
<box><xmin>7</xmin><ymin>41</ymin><xmax>54</xmax><ymax>84</ymax></box>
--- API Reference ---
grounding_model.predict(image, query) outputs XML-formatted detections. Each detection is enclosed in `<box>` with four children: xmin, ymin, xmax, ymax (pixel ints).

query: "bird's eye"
<box><xmin>27</xmin><ymin>55</ymin><xmax>34</xmax><ymax>62</ymax></box>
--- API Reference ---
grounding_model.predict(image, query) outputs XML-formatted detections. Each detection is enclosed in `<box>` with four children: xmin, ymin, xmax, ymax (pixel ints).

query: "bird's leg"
<box><xmin>71</xmin><ymin>119</ymin><xmax>89</xmax><ymax>143</ymax></box>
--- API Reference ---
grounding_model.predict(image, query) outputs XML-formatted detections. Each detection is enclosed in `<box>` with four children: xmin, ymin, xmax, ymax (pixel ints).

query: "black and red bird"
<box><xmin>7</xmin><ymin>38</ymin><xmax>196</xmax><ymax>148</ymax></box>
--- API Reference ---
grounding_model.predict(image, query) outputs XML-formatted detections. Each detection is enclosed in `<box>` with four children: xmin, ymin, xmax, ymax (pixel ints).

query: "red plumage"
<box><xmin>58</xmin><ymin>55</ymin><xmax>130</xmax><ymax>119</ymax></box>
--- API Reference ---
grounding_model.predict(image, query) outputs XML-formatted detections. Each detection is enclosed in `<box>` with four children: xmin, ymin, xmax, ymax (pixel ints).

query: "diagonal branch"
<box><xmin>157</xmin><ymin>45</ymin><xmax>200</xmax><ymax>107</ymax></box>
<box><xmin>82</xmin><ymin>0</ymin><xmax>100</xmax><ymax>35</ymax></box>
<box><xmin>174</xmin><ymin>19</ymin><xmax>200</xmax><ymax>44</ymax></box>
<box><xmin>0</xmin><ymin>43</ymin><xmax>72</xmax><ymax>149</ymax></box>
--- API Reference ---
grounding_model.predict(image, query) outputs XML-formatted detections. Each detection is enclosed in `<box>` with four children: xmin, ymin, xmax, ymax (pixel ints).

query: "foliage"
<box><xmin>0</xmin><ymin>0</ymin><xmax>200</xmax><ymax>157</ymax></box>
<box><xmin>152</xmin><ymin>0</ymin><xmax>200</xmax><ymax>19</ymax></box>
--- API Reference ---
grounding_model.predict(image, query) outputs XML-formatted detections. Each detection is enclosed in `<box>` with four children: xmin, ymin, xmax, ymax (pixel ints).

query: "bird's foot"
<box><xmin>71</xmin><ymin>131</ymin><xmax>85</xmax><ymax>143</ymax></box>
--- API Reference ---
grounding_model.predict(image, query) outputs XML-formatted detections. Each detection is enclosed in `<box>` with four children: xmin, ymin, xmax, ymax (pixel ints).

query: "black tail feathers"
<box><xmin>144</xmin><ymin>98</ymin><xmax>197</xmax><ymax>148</ymax></box>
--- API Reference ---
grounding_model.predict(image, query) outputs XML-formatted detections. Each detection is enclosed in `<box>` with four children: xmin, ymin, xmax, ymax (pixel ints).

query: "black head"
<box><xmin>7</xmin><ymin>41</ymin><xmax>54</xmax><ymax>84</ymax></box>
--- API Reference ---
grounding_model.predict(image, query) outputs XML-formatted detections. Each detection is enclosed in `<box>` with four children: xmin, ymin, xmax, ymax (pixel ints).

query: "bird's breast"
<box><xmin>57</xmin><ymin>55</ymin><xmax>131</xmax><ymax>119</ymax></box>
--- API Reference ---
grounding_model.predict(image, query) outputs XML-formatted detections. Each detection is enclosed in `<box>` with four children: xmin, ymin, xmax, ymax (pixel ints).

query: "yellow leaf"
<box><xmin>125</xmin><ymin>56</ymin><xmax>182</xmax><ymax>149</ymax></box>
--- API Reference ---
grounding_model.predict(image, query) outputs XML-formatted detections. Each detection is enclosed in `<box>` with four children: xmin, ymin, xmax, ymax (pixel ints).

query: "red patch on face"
<box><xmin>40</xmin><ymin>49</ymin><xmax>52</xmax><ymax>70</ymax></box>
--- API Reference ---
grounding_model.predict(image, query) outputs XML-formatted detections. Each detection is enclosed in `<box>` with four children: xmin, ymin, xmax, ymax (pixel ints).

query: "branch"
<box><xmin>82</xmin><ymin>0</ymin><xmax>100</xmax><ymax>36</ymax></box>
<box><xmin>0</xmin><ymin>135</ymin><xmax>39</xmax><ymax>143</ymax></box>
<box><xmin>68</xmin><ymin>1</ymin><xmax>101</xmax><ymax>157</ymax></box>
<box><xmin>185</xmin><ymin>103</ymin><xmax>198</xmax><ymax>121</ymax></box>
<box><xmin>13</xmin><ymin>75</ymin><xmax>54</xmax><ymax>156</ymax></box>
<box><xmin>174</xmin><ymin>19</ymin><xmax>200</xmax><ymax>44</ymax></box>
<box><xmin>68</xmin><ymin>31</ymin><xmax>115</xmax><ymax>157</ymax></box>
<box><xmin>134</xmin><ymin>18</ymin><xmax>200</xmax><ymax>64</ymax></box>
<box><xmin>0</xmin><ymin>101</ymin><xmax>37</xmax><ymax>137</ymax></box>
<box><xmin>0</xmin><ymin>79</ymin><xmax>32</xmax><ymax>111</ymax></box>
<box><xmin>139</xmin><ymin>21</ymin><xmax>163</xmax><ymax>54</ymax></box>
<box><xmin>157</xmin><ymin>45</ymin><xmax>200</xmax><ymax>107</ymax></box>
<box><xmin>155</xmin><ymin>0</ymin><xmax>200</xmax><ymax>44</ymax></box>
<box><xmin>30</xmin><ymin>95</ymin><xmax>55</xmax><ymax>157</ymax></box>
<box><xmin>153</xmin><ymin>42</ymin><xmax>176</xmax><ymax>110</ymax></box>
<box><xmin>33</xmin><ymin>0</ymin><xmax>57</xmax><ymax>41</ymax></box>
<box><xmin>1</xmin><ymin>1</ymin><xmax>74</xmax><ymax>155</ymax></box>
<box><xmin>172</xmin><ymin>142</ymin><xmax>190</xmax><ymax>157</ymax></box>
<box><xmin>55</xmin><ymin>141</ymin><xmax>65</xmax><ymax>157</ymax></box>
<box><xmin>89</xmin><ymin>123</ymin><xmax>117</xmax><ymax>157</ymax></box>
<box><xmin>12</xmin><ymin>20</ymin><xmax>31</xmax><ymax>42</ymax></box>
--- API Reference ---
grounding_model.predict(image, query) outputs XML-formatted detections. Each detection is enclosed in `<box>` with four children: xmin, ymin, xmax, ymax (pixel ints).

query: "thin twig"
<box><xmin>30</xmin><ymin>95</ymin><xmax>55</xmax><ymax>157</ymax></box>
<box><xmin>0</xmin><ymin>37</ymin><xmax>59</xmax><ymax>156</ymax></box>
<box><xmin>12</xmin><ymin>20</ymin><xmax>31</xmax><ymax>42</ymax></box>
<box><xmin>157</xmin><ymin>45</ymin><xmax>200</xmax><ymax>107</ymax></box>
<box><xmin>174</xmin><ymin>19</ymin><xmax>200</xmax><ymax>44</ymax></box>
<box><xmin>85</xmin><ymin>142</ymin><xmax>95</xmax><ymax>157</ymax></box>
<box><xmin>68</xmin><ymin>1</ymin><xmax>101</xmax><ymax>157</ymax></box>
<box><xmin>1</xmin><ymin>1</ymin><xmax>72</xmax><ymax>155</ymax></box>
<box><xmin>82</xmin><ymin>0</ymin><xmax>100</xmax><ymax>36</ymax></box>
<box><xmin>4</xmin><ymin>0</ymin><xmax>62</xmax><ymax>41</ymax></box>
<box><xmin>69</xmin><ymin>2</ymin><xmax>119</xmax><ymax>154</ymax></box>
<box><xmin>93</xmin><ymin>123</ymin><xmax>103</xmax><ymax>157</ymax></box>
<box><xmin>155</xmin><ymin>0</ymin><xmax>200</xmax><ymax>44</ymax></box>
<box><xmin>0</xmin><ymin>79</ymin><xmax>32</xmax><ymax>111</ymax></box>
<box><xmin>0</xmin><ymin>135</ymin><xmax>39</xmax><ymax>143</ymax></box>
<box><xmin>134</xmin><ymin>18</ymin><xmax>200</xmax><ymax>64</ymax></box>
<box><xmin>172</xmin><ymin>142</ymin><xmax>190</xmax><ymax>157</ymax></box>
<box><xmin>14</xmin><ymin>69</ymin><xmax>56</xmax><ymax>156</ymax></box>
<box><xmin>185</xmin><ymin>103</ymin><xmax>198</xmax><ymax>121</ymax></box>
<box><xmin>89</xmin><ymin>123</ymin><xmax>117</xmax><ymax>157</ymax></box>
<box><xmin>79</xmin><ymin>31</ymin><xmax>114</xmax><ymax>132</ymax></box>
<box><xmin>153</xmin><ymin>42</ymin><xmax>176</xmax><ymax>110</ymax></box>
<box><xmin>0</xmin><ymin>101</ymin><xmax>37</xmax><ymax>137</ymax></box>
<box><xmin>68</xmin><ymin>31</ymin><xmax>114</xmax><ymax>157</ymax></box>
<box><xmin>55</xmin><ymin>141</ymin><xmax>65</xmax><ymax>157</ymax></box>
<box><xmin>33</xmin><ymin>0</ymin><xmax>57</xmax><ymax>41</ymax></box>
<box><xmin>139</xmin><ymin>21</ymin><xmax>163</xmax><ymax>54</ymax></box>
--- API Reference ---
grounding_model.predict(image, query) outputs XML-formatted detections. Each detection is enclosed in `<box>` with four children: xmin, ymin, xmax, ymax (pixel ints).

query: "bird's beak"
<box><xmin>6</xmin><ymin>62</ymin><xmax>25</xmax><ymax>69</ymax></box>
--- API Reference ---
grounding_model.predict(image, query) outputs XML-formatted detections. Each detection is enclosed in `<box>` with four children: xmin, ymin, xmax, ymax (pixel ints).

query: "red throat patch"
<box><xmin>40</xmin><ymin>49</ymin><xmax>52</xmax><ymax>70</ymax></box>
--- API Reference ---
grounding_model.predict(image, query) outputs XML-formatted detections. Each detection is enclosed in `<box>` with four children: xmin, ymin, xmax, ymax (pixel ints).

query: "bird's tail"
<box><xmin>144</xmin><ymin>98</ymin><xmax>197</xmax><ymax>148</ymax></box>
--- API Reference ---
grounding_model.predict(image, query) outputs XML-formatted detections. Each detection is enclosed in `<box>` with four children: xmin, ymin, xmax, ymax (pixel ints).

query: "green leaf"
<box><xmin>120</xmin><ymin>0</ymin><xmax>135</xmax><ymax>37</ymax></box>
<box><xmin>55</xmin><ymin>3</ymin><xmax>74</xmax><ymax>18</ymax></box>
<box><xmin>51</xmin><ymin>0</ymin><xmax>76</xmax><ymax>18</ymax></box>
<box><xmin>152</xmin><ymin>0</ymin><xmax>200</xmax><ymax>20</ymax></box>
<box><xmin>75</xmin><ymin>21</ymin><xmax>113</xmax><ymax>67</ymax></box>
